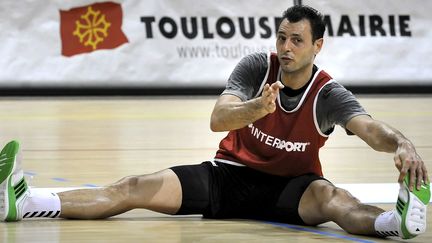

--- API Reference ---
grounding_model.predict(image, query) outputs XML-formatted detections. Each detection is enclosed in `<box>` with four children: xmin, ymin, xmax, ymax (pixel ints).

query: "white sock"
<box><xmin>22</xmin><ymin>188</ymin><xmax>61</xmax><ymax>219</ymax></box>
<box><xmin>374</xmin><ymin>210</ymin><xmax>400</xmax><ymax>237</ymax></box>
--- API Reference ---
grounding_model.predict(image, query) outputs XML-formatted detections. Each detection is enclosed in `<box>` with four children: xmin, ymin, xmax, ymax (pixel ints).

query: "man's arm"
<box><xmin>346</xmin><ymin>114</ymin><xmax>429</xmax><ymax>191</ymax></box>
<box><xmin>210</xmin><ymin>81</ymin><xmax>284</xmax><ymax>132</ymax></box>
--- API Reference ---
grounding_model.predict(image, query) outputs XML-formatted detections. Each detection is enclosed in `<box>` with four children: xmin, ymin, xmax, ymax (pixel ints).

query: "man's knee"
<box><xmin>302</xmin><ymin>181</ymin><xmax>361</xmax><ymax>218</ymax></box>
<box><xmin>302</xmin><ymin>180</ymin><xmax>380</xmax><ymax>235</ymax></box>
<box><xmin>320</xmin><ymin>184</ymin><xmax>360</xmax><ymax>212</ymax></box>
<box><xmin>110</xmin><ymin>170</ymin><xmax>182</xmax><ymax>209</ymax></box>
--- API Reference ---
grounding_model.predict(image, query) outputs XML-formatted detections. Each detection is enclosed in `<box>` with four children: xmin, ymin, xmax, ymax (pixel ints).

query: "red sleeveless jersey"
<box><xmin>214</xmin><ymin>53</ymin><xmax>334</xmax><ymax>177</ymax></box>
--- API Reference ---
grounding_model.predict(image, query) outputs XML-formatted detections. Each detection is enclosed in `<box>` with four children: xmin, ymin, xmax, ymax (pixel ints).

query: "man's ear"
<box><xmin>314</xmin><ymin>38</ymin><xmax>324</xmax><ymax>55</ymax></box>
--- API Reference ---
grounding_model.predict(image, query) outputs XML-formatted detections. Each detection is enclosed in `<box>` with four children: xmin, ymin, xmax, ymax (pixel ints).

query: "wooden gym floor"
<box><xmin>0</xmin><ymin>95</ymin><xmax>431</xmax><ymax>242</ymax></box>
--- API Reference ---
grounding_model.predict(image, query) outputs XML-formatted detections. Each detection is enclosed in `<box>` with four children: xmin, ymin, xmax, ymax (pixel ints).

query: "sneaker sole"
<box><xmin>398</xmin><ymin>174</ymin><xmax>431</xmax><ymax>239</ymax></box>
<box><xmin>0</xmin><ymin>141</ymin><xmax>23</xmax><ymax>221</ymax></box>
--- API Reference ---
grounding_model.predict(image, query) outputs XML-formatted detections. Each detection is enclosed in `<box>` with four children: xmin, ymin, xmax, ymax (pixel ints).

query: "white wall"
<box><xmin>0</xmin><ymin>0</ymin><xmax>430</xmax><ymax>88</ymax></box>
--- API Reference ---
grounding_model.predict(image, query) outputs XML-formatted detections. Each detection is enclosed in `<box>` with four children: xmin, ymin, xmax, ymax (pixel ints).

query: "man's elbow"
<box><xmin>210</xmin><ymin>116</ymin><xmax>224</xmax><ymax>132</ymax></box>
<box><xmin>210</xmin><ymin>123</ymin><xmax>220</xmax><ymax>132</ymax></box>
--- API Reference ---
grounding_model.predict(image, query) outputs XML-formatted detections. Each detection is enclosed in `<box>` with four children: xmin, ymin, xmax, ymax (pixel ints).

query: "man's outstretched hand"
<box><xmin>259</xmin><ymin>81</ymin><xmax>284</xmax><ymax>114</ymax></box>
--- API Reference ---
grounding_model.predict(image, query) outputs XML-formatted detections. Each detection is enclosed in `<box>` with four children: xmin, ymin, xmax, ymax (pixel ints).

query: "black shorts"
<box><xmin>170</xmin><ymin>161</ymin><xmax>327</xmax><ymax>225</ymax></box>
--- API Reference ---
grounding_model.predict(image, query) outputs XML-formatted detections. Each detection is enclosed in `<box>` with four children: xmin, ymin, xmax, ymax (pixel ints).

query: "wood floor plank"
<box><xmin>0</xmin><ymin>96</ymin><xmax>431</xmax><ymax>242</ymax></box>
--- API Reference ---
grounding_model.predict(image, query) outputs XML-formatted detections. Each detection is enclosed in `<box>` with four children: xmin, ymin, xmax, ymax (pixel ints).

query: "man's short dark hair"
<box><xmin>281</xmin><ymin>5</ymin><xmax>325</xmax><ymax>42</ymax></box>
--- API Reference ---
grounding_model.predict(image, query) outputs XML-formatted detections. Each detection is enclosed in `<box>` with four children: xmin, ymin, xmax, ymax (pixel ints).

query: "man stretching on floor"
<box><xmin>1</xmin><ymin>5</ymin><xmax>430</xmax><ymax>240</ymax></box>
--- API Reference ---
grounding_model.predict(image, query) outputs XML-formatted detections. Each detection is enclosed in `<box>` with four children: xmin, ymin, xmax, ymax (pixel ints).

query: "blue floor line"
<box><xmin>82</xmin><ymin>183</ymin><xmax>99</xmax><ymax>187</ymax></box>
<box><xmin>24</xmin><ymin>171</ymin><xmax>37</xmax><ymax>176</ymax></box>
<box><xmin>263</xmin><ymin>221</ymin><xmax>377</xmax><ymax>243</ymax></box>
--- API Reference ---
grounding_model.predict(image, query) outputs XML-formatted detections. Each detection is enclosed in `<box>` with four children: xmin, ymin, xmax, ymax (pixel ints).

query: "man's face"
<box><xmin>276</xmin><ymin>18</ymin><xmax>323</xmax><ymax>74</ymax></box>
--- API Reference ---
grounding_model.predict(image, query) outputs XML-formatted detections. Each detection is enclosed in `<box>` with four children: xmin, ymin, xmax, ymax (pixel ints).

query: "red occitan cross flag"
<box><xmin>60</xmin><ymin>1</ymin><xmax>128</xmax><ymax>57</ymax></box>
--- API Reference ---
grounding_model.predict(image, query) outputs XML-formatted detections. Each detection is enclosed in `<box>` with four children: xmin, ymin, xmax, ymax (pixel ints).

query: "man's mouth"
<box><xmin>281</xmin><ymin>55</ymin><xmax>294</xmax><ymax>62</ymax></box>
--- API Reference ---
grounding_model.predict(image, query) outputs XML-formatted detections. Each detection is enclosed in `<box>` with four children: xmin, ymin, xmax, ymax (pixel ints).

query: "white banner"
<box><xmin>0</xmin><ymin>0</ymin><xmax>431</xmax><ymax>88</ymax></box>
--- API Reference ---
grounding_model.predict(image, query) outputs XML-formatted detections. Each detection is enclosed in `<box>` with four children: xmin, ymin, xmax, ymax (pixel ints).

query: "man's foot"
<box><xmin>396</xmin><ymin>173</ymin><xmax>430</xmax><ymax>239</ymax></box>
<box><xmin>0</xmin><ymin>140</ymin><xmax>29</xmax><ymax>221</ymax></box>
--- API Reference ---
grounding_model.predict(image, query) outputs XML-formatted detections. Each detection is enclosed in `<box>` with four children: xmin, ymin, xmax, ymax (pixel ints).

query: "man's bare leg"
<box><xmin>298</xmin><ymin>180</ymin><xmax>383</xmax><ymax>235</ymax></box>
<box><xmin>59</xmin><ymin>169</ymin><xmax>182</xmax><ymax>219</ymax></box>
<box><xmin>298</xmin><ymin>178</ymin><xmax>429</xmax><ymax>239</ymax></box>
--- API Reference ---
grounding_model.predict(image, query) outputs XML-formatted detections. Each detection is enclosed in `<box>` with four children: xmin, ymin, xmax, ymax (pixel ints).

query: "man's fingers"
<box><xmin>263</xmin><ymin>83</ymin><xmax>270</xmax><ymax>93</ymax></box>
<box><xmin>416</xmin><ymin>167</ymin><xmax>423</xmax><ymax>190</ymax></box>
<box><xmin>395</xmin><ymin>155</ymin><xmax>405</xmax><ymax>183</ymax></box>
<box><xmin>262</xmin><ymin>84</ymin><xmax>272</xmax><ymax>98</ymax></box>
<box><xmin>268</xmin><ymin>81</ymin><xmax>284</xmax><ymax>92</ymax></box>
<box><xmin>274</xmin><ymin>81</ymin><xmax>285</xmax><ymax>89</ymax></box>
<box><xmin>409</xmin><ymin>168</ymin><xmax>420</xmax><ymax>191</ymax></box>
<box><xmin>260</xmin><ymin>82</ymin><xmax>285</xmax><ymax>113</ymax></box>
<box><xmin>398</xmin><ymin>170</ymin><xmax>406</xmax><ymax>184</ymax></box>
<box><xmin>394</xmin><ymin>144</ymin><xmax>429</xmax><ymax>191</ymax></box>
<box><xmin>409</xmin><ymin>166</ymin><xmax>416</xmax><ymax>191</ymax></box>
<box><xmin>423</xmin><ymin>165</ymin><xmax>430</xmax><ymax>184</ymax></box>
<box><xmin>263</xmin><ymin>82</ymin><xmax>284</xmax><ymax>100</ymax></box>
<box><xmin>264</xmin><ymin>83</ymin><xmax>280</xmax><ymax>100</ymax></box>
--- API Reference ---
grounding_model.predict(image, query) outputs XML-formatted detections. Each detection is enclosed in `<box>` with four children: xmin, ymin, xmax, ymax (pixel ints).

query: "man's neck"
<box><xmin>281</xmin><ymin>64</ymin><xmax>314</xmax><ymax>90</ymax></box>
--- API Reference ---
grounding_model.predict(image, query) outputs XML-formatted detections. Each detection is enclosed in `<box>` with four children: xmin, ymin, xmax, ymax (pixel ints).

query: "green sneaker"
<box><xmin>395</xmin><ymin>173</ymin><xmax>431</xmax><ymax>239</ymax></box>
<box><xmin>0</xmin><ymin>140</ymin><xmax>29</xmax><ymax>222</ymax></box>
